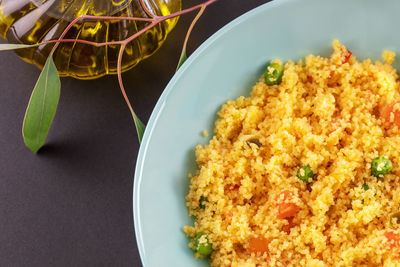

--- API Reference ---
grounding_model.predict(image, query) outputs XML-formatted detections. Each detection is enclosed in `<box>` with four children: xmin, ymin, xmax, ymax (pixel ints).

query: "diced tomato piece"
<box><xmin>384</xmin><ymin>231</ymin><xmax>400</xmax><ymax>258</ymax></box>
<box><xmin>281</xmin><ymin>223</ymin><xmax>290</xmax><ymax>234</ymax></box>
<box><xmin>281</xmin><ymin>217</ymin><xmax>294</xmax><ymax>234</ymax></box>
<box><xmin>385</xmin><ymin>231</ymin><xmax>400</xmax><ymax>251</ymax></box>
<box><xmin>275</xmin><ymin>190</ymin><xmax>299</xmax><ymax>219</ymax></box>
<box><xmin>342</xmin><ymin>49</ymin><xmax>352</xmax><ymax>64</ymax></box>
<box><xmin>277</xmin><ymin>203</ymin><xmax>299</xmax><ymax>219</ymax></box>
<box><xmin>227</xmin><ymin>211</ymin><xmax>234</xmax><ymax>217</ymax></box>
<box><xmin>248</xmin><ymin>236</ymin><xmax>269</xmax><ymax>255</ymax></box>
<box><xmin>381</xmin><ymin>103</ymin><xmax>400</xmax><ymax>127</ymax></box>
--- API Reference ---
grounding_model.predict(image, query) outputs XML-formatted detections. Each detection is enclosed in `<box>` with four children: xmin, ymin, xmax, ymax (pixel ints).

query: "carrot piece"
<box><xmin>342</xmin><ymin>49</ymin><xmax>352</xmax><ymax>64</ymax></box>
<box><xmin>381</xmin><ymin>103</ymin><xmax>400</xmax><ymax>127</ymax></box>
<box><xmin>248</xmin><ymin>236</ymin><xmax>269</xmax><ymax>255</ymax></box>
<box><xmin>383</xmin><ymin>231</ymin><xmax>400</xmax><ymax>259</ymax></box>
<box><xmin>281</xmin><ymin>217</ymin><xmax>295</xmax><ymax>234</ymax></box>
<box><xmin>385</xmin><ymin>231</ymin><xmax>400</xmax><ymax>250</ymax></box>
<box><xmin>275</xmin><ymin>190</ymin><xmax>299</xmax><ymax>219</ymax></box>
<box><xmin>277</xmin><ymin>203</ymin><xmax>299</xmax><ymax>219</ymax></box>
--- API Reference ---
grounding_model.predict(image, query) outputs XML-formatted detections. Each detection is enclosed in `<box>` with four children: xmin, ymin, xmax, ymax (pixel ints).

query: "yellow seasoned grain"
<box><xmin>184</xmin><ymin>40</ymin><xmax>400</xmax><ymax>266</ymax></box>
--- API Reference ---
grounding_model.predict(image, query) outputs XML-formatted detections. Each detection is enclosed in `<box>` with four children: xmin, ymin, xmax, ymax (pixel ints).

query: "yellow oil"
<box><xmin>0</xmin><ymin>0</ymin><xmax>181</xmax><ymax>79</ymax></box>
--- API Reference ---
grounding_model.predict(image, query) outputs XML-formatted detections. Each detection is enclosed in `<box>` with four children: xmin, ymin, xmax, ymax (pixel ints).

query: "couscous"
<box><xmin>184</xmin><ymin>40</ymin><xmax>400</xmax><ymax>266</ymax></box>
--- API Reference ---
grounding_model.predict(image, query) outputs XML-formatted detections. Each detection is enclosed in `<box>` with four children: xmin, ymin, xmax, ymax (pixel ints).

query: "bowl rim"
<box><xmin>133</xmin><ymin>0</ymin><xmax>293</xmax><ymax>265</ymax></box>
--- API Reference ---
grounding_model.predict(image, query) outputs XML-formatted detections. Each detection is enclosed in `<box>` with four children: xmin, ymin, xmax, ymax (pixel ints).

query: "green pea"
<box><xmin>199</xmin><ymin>196</ymin><xmax>208</xmax><ymax>209</ymax></box>
<box><xmin>246</xmin><ymin>138</ymin><xmax>262</xmax><ymax>148</ymax></box>
<box><xmin>193</xmin><ymin>232</ymin><xmax>212</xmax><ymax>256</ymax></box>
<box><xmin>265</xmin><ymin>62</ymin><xmax>284</xmax><ymax>85</ymax></box>
<box><xmin>362</xmin><ymin>183</ymin><xmax>369</xmax><ymax>191</ymax></box>
<box><xmin>297</xmin><ymin>165</ymin><xmax>315</xmax><ymax>183</ymax></box>
<box><xmin>371</xmin><ymin>156</ymin><xmax>392</xmax><ymax>178</ymax></box>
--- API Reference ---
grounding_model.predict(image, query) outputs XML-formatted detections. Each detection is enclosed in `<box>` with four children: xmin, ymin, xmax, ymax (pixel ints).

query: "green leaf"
<box><xmin>176</xmin><ymin>47</ymin><xmax>187</xmax><ymax>71</ymax></box>
<box><xmin>0</xmin><ymin>43</ymin><xmax>41</xmax><ymax>51</ymax></box>
<box><xmin>22</xmin><ymin>56</ymin><xmax>61</xmax><ymax>153</ymax></box>
<box><xmin>133</xmin><ymin>113</ymin><xmax>146</xmax><ymax>143</ymax></box>
<box><xmin>116</xmin><ymin>44</ymin><xmax>146</xmax><ymax>143</ymax></box>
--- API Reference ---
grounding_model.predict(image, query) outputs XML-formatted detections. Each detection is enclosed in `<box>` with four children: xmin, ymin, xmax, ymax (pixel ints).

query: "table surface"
<box><xmin>0</xmin><ymin>1</ymin><xmax>267</xmax><ymax>266</ymax></box>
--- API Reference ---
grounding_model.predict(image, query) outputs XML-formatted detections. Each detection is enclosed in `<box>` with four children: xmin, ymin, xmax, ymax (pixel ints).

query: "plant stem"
<box><xmin>117</xmin><ymin>44</ymin><xmax>135</xmax><ymax>121</ymax></box>
<box><xmin>139</xmin><ymin>0</ymin><xmax>156</xmax><ymax>18</ymax></box>
<box><xmin>184</xmin><ymin>5</ymin><xmax>207</xmax><ymax>48</ymax></box>
<box><xmin>42</xmin><ymin>0</ymin><xmax>218</xmax><ymax>141</ymax></box>
<box><xmin>42</xmin><ymin>0</ymin><xmax>218</xmax><ymax>50</ymax></box>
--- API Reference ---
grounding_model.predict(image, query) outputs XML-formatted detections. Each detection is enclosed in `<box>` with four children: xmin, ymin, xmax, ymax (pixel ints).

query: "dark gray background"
<box><xmin>0</xmin><ymin>1</ymin><xmax>266</xmax><ymax>266</ymax></box>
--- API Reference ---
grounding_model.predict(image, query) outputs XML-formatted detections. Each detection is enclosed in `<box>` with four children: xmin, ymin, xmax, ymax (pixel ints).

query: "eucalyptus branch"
<box><xmin>4</xmin><ymin>0</ymin><xmax>218</xmax><ymax>52</ymax></box>
<box><xmin>177</xmin><ymin>4</ymin><xmax>207</xmax><ymax>70</ymax></box>
<box><xmin>117</xmin><ymin>44</ymin><xmax>130</xmax><ymax>114</ymax></box>
<box><xmin>117</xmin><ymin>44</ymin><xmax>145</xmax><ymax>142</ymax></box>
<box><xmin>43</xmin><ymin>0</ymin><xmax>218</xmax><ymax>49</ymax></box>
<box><xmin>0</xmin><ymin>0</ymin><xmax>218</xmax><ymax>152</ymax></box>
<box><xmin>184</xmin><ymin>5</ymin><xmax>207</xmax><ymax>53</ymax></box>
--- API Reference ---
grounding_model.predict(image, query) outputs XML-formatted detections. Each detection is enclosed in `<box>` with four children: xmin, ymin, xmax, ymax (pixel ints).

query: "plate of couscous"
<box><xmin>133</xmin><ymin>0</ymin><xmax>400</xmax><ymax>266</ymax></box>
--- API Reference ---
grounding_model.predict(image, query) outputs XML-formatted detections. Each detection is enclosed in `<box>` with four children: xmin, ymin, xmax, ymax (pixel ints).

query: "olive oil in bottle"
<box><xmin>0</xmin><ymin>0</ymin><xmax>181</xmax><ymax>79</ymax></box>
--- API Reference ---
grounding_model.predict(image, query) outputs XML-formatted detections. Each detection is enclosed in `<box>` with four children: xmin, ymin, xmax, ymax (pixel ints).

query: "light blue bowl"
<box><xmin>133</xmin><ymin>0</ymin><xmax>400</xmax><ymax>265</ymax></box>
